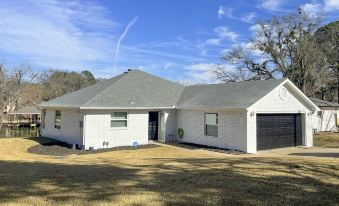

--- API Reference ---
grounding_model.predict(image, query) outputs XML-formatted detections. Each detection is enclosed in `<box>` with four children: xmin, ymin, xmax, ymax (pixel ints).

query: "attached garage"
<box><xmin>256</xmin><ymin>114</ymin><xmax>302</xmax><ymax>150</ymax></box>
<box><xmin>246</xmin><ymin>79</ymin><xmax>319</xmax><ymax>153</ymax></box>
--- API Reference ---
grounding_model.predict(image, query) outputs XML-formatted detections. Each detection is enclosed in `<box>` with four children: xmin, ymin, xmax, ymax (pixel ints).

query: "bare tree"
<box><xmin>215</xmin><ymin>8</ymin><xmax>326</xmax><ymax>96</ymax></box>
<box><xmin>290</xmin><ymin>37</ymin><xmax>326</xmax><ymax>95</ymax></box>
<box><xmin>0</xmin><ymin>63</ymin><xmax>38</xmax><ymax>129</ymax></box>
<box><xmin>314</xmin><ymin>21</ymin><xmax>339</xmax><ymax>102</ymax></box>
<box><xmin>214</xmin><ymin>45</ymin><xmax>277</xmax><ymax>82</ymax></box>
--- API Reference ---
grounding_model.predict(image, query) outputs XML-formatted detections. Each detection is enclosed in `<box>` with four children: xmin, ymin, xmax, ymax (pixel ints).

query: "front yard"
<box><xmin>0</xmin><ymin>137</ymin><xmax>338</xmax><ymax>206</ymax></box>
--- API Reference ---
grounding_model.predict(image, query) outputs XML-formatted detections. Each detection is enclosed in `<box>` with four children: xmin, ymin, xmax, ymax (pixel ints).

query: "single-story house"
<box><xmin>38</xmin><ymin>70</ymin><xmax>318</xmax><ymax>153</ymax></box>
<box><xmin>310</xmin><ymin>97</ymin><xmax>339</xmax><ymax>132</ymax></box>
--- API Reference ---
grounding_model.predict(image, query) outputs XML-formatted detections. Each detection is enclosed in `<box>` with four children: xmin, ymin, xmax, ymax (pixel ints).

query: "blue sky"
<box><xmin>0</xmin><ymin>0</ymin><xmax>338</xmax><ymax>83</ymax></box>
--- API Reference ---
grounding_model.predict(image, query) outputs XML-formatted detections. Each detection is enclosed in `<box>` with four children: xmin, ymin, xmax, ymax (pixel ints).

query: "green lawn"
<box><xmin>314</xmin><ymin>132</ymin><xmax>339</xmax><ymax>148</ymax></box>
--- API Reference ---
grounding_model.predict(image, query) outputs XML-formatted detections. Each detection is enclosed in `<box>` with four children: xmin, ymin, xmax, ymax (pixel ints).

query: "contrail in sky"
<box><xmin>113</xmin><ymin>16</ymin><xmax>138</xmax><ymax>75</ymax></box>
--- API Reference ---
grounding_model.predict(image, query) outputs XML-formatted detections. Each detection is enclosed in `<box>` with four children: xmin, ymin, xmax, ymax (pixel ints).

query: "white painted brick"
<box><xmin>176</xmin><ymin>109</ymin><xmax>247</xmax><ymax>152</ymax></box>
<box><xmin>41</xmin><ymin>108</ymin><xmax>83</xmax><ymax>145</ymax></box>
<box><xmin>83</xmin><ymin>110</ymin><xmax>149</xmax><ymax>149</ymax></box>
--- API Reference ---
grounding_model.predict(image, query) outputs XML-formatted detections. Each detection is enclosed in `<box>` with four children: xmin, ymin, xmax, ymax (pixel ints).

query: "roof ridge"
<box><xmin>131</xmin><ymin>69</ymin><xmax>184</xmax><ymax>87</ymax></box>
<box><xmin>82</xmin><ymin>72</ymin><xmax>129</xmax><ymax>107</ymax></box>
<box><xmin>186</xmin><ymin>78</ymin><xmax>285</xmax><ymax>88</ymax></box>
<box><xmin>174</xmin><ymin>87</ymin><xmax>187</xmax><ymax>106</ymax></box>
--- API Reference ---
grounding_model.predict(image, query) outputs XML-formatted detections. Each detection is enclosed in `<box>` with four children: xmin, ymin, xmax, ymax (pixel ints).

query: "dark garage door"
<box><xmin>257</xmin><ymin>114</ymin><xmax>302</xmax><ymax>150</ymax></box>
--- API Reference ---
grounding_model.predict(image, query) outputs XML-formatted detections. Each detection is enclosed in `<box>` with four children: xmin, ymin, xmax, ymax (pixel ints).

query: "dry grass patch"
<box><xmin>314</xmin><ymin>132</ymin><xmax>339</xmax><ymax>148</ymax></box>
<box><xmin>0</xmin><ymin>137</ymin><xmax>338</xmax><ymax>206</ymax></box>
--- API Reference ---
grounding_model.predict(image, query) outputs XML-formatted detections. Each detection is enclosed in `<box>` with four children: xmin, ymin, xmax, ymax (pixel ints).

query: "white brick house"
<box><xmin>39</xmin><ymin>70</ymin><xmax>318</xmax><ymax>153</ymax></box>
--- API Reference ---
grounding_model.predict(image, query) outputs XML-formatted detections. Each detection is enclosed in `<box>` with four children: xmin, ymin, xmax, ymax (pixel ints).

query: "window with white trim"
<box><xmin>55</xmin><ymin>110</ymin><xmax>61</xmax><ymax>129</ymax></box>
<box><xmin>111</xmin><ymin>112</ymin><xmax>128</xmax><ymax>127</ymax></box>
<box><xmin>204</xmin><ymin>113</ymin><xmax>218</xmax><ymax>137</ymax></box>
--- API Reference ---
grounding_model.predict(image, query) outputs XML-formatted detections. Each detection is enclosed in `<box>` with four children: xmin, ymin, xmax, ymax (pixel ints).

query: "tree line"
<box><xmin>0</xmin><ymin>65</ymin><xmax>97</xmax><ymax>127</ymax></box>
<box><xmin>214</xmin><ymin>8</ymin><xmax>339</xmax><ymax>102</ymax></box>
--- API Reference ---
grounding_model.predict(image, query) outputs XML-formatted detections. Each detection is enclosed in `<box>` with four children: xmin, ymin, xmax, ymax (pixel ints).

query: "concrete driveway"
<box><xmin>257</xmin><ymin>146</ymin><xmax>339</xmax><ymax>158</ymax></box>
<box><xmin>154</xmin><ymin>142</ymin><xmax>339</xmax><ymax>158</ymax></box>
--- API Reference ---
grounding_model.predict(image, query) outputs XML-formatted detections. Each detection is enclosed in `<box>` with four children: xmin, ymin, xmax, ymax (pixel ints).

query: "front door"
<box><xmin>148</xmin><ymin>112</ymin><xmax>159</xmax><ymax>140</ymax></box>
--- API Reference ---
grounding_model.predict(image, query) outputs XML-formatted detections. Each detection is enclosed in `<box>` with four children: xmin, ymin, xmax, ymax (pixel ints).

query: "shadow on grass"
<box><xmin>288</xmin><ymin>152</ymin><xmax>339</xmax><ymax>158</ymax></box>
<box><xmin>0</xmin><ymin>157</ymin><xmax>338</xmax><ymax>205</ymax></box>
<box><xmin>165</xmin><ymin>142</ymin><xmax>244</xmax><ymax>155</ymax></box>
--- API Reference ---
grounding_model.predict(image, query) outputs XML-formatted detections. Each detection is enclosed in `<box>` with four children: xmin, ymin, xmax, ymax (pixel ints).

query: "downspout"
<box><xmin>82</xmin><ymin>114</ymin><xmax>86</xmax><ymax>150</ymax></box>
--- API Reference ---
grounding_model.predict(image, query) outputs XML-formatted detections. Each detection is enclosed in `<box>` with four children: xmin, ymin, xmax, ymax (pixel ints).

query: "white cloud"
<box><xmin>324</xmin><ymin>0</ymin><xmax>339</xmax><ymax>11</ymax></box>
<box><xmin>218</xmin><ymin>7</ymin><xmax>257</xmax><ymax>23</ymax></box>
<box><xmin>300</xmin><ymin>0</ymin><xmax>339</xmax><ymax>18</ymax></box>
<box><xmin>163</xmin><ymin>62</ymin><xmax>180</xmax><ymax>70</ymax></box>
<box><xmin>205</xmin><ymin>38</ymin><xmax>223</xmax><ymax>46</ymax></box>
<box><xmin>240</xmin><ymin>42</ymin><xmax>263</xmax><ymax>56</ymax></box>
<box><xmin>0</xmin><ymin>0</ymin><xmax>117</xmax><ymax>70</ymax></box>
<box><xmin>249</xmin><ymin>24</ymin><xmax>261</xmax><ymax>33</ymax></box>
<box><xmin>218</xmin><ymin>6</ymin><xmax>225</xmax><ymax>19</ymax></box>
<box><xmin>218</xmin><ymin>6</ymin><xmax>234</xmax><ymax>19</ymax></box>
<box><xmin>258</xmin><ymin>0</ymin><xmax>283</xmax><ymax>11</ymax></box>
<box><xmin>185</xmin><ymin>63</ymin><xmax>218</xmax><ymax>83</ymax></box>
<box><xmin>184</xmin><ymin>63</ymin><xmax>235</xmax><ymax>83</ymax></box>
<box><xmin>241</xmin><ymin>12</ymin><xmax>257</xmax><ymax>23</ymax></box>
<box><xmin>214</xmin><ymin>26</ymin><xmax>238</xmax><ymax>42</ymax></box>
<box><xmin>197</xmin><ymin>26</ymin><xmax>239</xmax><ymax>56</ymax></box>
<box><xmin>122</xmin><ymin>46</ymin><xmax>208</xmax><ymax>62</ymax></box>
<box><xmin>300</xmin><ymin>3</ymin><xmax>323</xmax><ymax>17</ymax></box>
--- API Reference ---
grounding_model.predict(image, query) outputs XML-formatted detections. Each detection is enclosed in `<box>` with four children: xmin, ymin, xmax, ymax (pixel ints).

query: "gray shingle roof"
<box><xmin>177</xmin><ymin>79</ymin><xmax>285</xmax><ymax>109</ymax></box>
<box><xmin>309</xmin><ymin>97</ymin><xmax>339</xmax><ymax>107</ymax></box>
<box><xmin>9</xmin><ymin>106</ymin><xmax>40</xmax><ymax>114</ymax></box>
<box><xmin>39</xmin><ymin>70</ymin><xmax>185</xmax><ymax>108</ymax></box>
<box><xmin>39</xmin><ymin>70</ymin><xmax>286</xmax><ymax>109</ymax></box>
<box><xmin>39</xmin><ymin>73</ymin><xmax>126</xmax><ymax>108</ymax></box>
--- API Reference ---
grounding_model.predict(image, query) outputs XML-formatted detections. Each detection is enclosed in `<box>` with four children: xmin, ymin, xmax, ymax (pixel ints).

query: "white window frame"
<box><xmin>204</xmin><ymin>113</ymin><xmax>218</xmax><ymax>137</ymax></box>
<box><xmin>110</xmin><ymin>112</ymin><xmax>128</xmax><ymax>128</ymax></box>
<box><xmin>55</xmin><ymin>110</ymin><xmax>61</xmax><ymax>129</ymax></box>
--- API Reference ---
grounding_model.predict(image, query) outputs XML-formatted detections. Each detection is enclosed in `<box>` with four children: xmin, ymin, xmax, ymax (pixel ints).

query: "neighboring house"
<box><xmin>38</xmin><ymin>70</ymin><xmax>318</xmax><ymax>153</ymax></box>
<box><xmin>4</xmin><ymin>106</ymin><xmax>41</xmax><ymax>126</ymax></box>
<box><xmin>310</xmin><ymin>97</ymin><xmax>339</xmax><ymax>132</ymax></box>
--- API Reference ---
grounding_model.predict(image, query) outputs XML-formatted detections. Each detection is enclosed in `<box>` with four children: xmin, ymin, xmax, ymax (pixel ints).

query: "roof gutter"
<box><xmin>79</xmin><ymin>106</ymin><xmax>176</xmax><ymax>110</ymax></box>
<box><xmin>176</xmin><ymin>106</ymin><xmax>246</xmax><ymax>111</ymax></box>
<box><xmin>37</xmin><ymin>105</ymin><xmax>80</xmax><ymax>110</ymax></box>
<box><xmin>8</xmin><ymin>112</ymin><xmax>41</xmax><ymax>115</ymax></box>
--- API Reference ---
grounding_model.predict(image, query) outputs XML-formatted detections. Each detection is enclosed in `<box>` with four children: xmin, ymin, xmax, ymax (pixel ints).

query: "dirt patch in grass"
<box><xmin>27</xmin><ymin>137</ymin><xmax>158</xmax><ymax>156</ymax></box>
<box><xmin>314</xmin><ymin>132</ymin><xmax>339</xmax><ymax>148</ymax></box>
